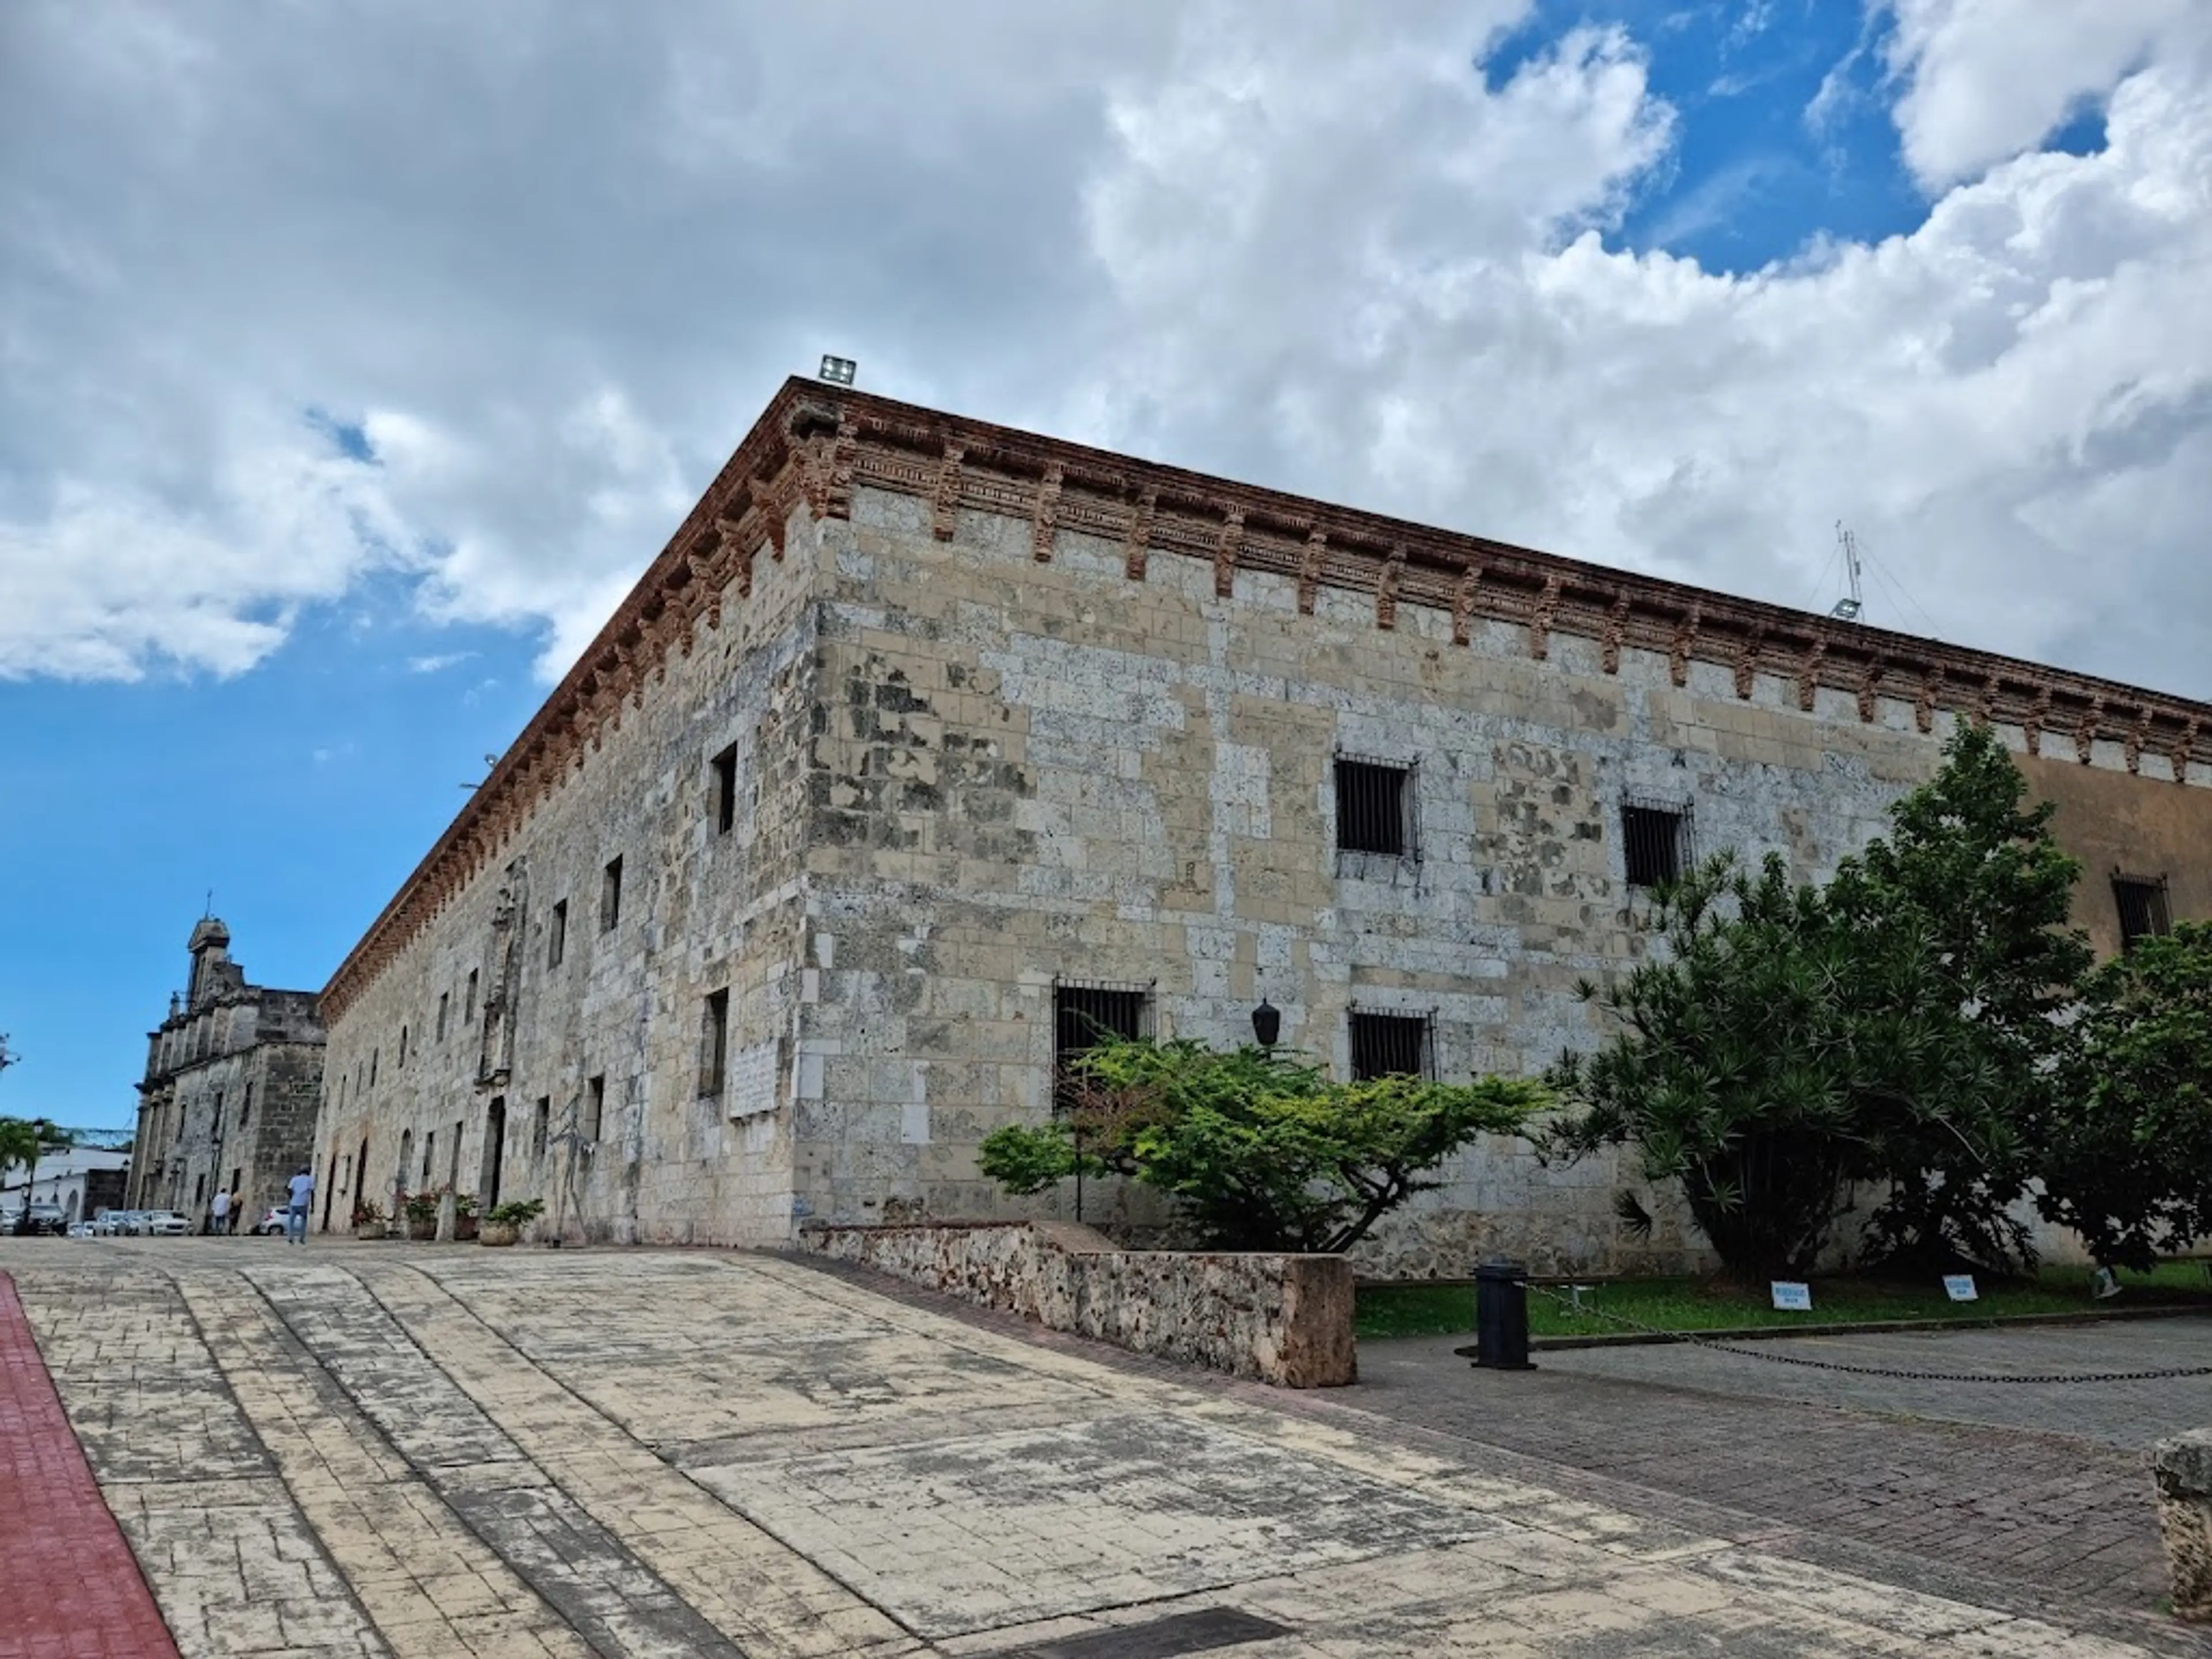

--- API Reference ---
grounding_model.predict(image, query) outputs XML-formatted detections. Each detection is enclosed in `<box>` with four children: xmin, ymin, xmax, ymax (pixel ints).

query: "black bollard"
<box><xmin>1473</xmin><ymin>1255</ymin><xmax>1534</xmax><ymax>1370</ymax></box>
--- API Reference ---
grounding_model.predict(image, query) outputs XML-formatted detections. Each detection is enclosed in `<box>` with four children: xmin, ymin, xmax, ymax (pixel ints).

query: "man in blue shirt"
<box><xmin>285</xmin><ymin>1166</ymin><xmax>314</xmax><ymax>1245</ymax></box>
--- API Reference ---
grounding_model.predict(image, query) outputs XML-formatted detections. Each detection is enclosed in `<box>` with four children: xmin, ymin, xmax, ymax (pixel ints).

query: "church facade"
<box><xmin>313</xmin><ymin>379</ymin><xmax>2212</xmax><ymax>1272</ymax></box>
<box><xmin>130</xmin><ymin>919</ymin><xmax>326</xmax><ymax>1226</ymax></box>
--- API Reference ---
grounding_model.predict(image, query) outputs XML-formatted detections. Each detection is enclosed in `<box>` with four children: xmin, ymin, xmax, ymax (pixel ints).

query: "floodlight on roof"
<box><xmin>819</xmin><ymin>355</ymin><xmax>857</xmax><ymax>386</ymax></box>
<box><xmin>1830</xmin><ymin>597</ymin><xmax>1862</xmax><ymax>620</ymax></box>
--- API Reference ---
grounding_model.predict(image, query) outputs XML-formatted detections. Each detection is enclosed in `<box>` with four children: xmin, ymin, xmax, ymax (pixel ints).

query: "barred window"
<box><xmin>1054</xmin><ymin>980</ymin><xmax>1150</xmax><ymax>1109</ymax></box>
<box><xmin>2113</xmin><ymin>876</ymin><xmax>2172</xmax><ymax>952</ymax></box>
<box><xmin>1350</xmin><ymin>1010</ymin><xmax>1432</xmax><ymax>1081</ymax></box>
<box><xmin>1622</xmin><ymin>801</ymin><xmax>1690</xmax><ymax>888</ymax></box>
<box><xmin>1336</xmin><ymin>755</ymin><xmax>1416</xmax><ymax>865</ymax></box>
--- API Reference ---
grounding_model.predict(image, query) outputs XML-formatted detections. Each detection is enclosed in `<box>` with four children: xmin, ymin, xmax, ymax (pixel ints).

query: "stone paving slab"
<box><xmin>3</xmin><ymin>1238</ymin><xmax>2204</xmax><ymax>1658</ymax></box>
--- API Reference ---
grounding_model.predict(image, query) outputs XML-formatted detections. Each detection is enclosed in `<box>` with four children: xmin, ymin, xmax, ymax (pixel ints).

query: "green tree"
<box><xmin>1541</xmin><ymin>852</ymin><xmax>2004</xmax><ymax>1281</ymax></box>
<box><xmin>976</xmin><ymin>1036</ymin><xmax>1544</xmax><ymax>1253</ymax></box>
<box><xmin>1827</xmin><ymin>722</ymin><xmax>2092</xmax><ymax>1271</ymax></box>
<box><xmin>2035</xmin><ymin>922</ymin><xmax>2212</xmax><ymax>1271</ymax></box>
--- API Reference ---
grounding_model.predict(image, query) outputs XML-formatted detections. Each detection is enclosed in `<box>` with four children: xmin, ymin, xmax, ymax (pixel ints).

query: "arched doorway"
<box><xmin>481</xmin><ymin>1097</ymin><xmax>506</xmax><ymax>1209</ymax></box>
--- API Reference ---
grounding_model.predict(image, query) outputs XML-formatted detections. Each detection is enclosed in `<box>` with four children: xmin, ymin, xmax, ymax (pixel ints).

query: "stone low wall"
<box><xmin>796</xmin><ymin>1221</ymin><xmax>1356</xmax><ymax>1388</ymax></box>
<box><xmin>2154</xmin><ymin>1429</ymin><xmax>2212</xmax><ymax>1622</ymax></box>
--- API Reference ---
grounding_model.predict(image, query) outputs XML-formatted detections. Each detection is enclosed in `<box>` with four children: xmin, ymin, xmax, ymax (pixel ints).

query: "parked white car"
<box><xmin>143</xmin><ymin>1210</ymin><xmax>189</xmax><ymax>1236</ymax></box>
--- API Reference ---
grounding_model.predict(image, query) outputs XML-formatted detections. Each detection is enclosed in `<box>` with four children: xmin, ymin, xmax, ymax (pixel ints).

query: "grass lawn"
<box><xmin>1355</xmin><ymin>1259</ymin><xmax>2212</xmax><ymax>1342</ymax></box>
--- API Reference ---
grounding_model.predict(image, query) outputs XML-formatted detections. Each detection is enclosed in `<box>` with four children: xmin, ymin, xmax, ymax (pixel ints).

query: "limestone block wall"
<box><xmin>314</xmin><ymin>520</ymin><xmax>824</xmax><ymax>1246</ymax></box>
<box><xmin>785</xmin><ymin>486</ymin><xmax>1941</xmax><ymax>1272</ymax></box>
<box><xmin>798</xmin><ymin>1221</ymin><xmax>1357</xmax><ymax>1387</ymax></box>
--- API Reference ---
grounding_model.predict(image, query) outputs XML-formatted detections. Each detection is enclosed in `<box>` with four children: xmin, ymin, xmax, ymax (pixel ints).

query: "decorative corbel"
<box><xmin>1855</xmin><ymin>656</ymin><xmax>1885</xmax><ymax>724</ymax></box>
<box><xmin>1213</xmin><ymin>505</ymin><xmax>1245</xmax><ymax>599</ymax></box>
<box><xmin>1123</xmin><ymin>487</ymin><xmax>1156</xmax><ymax>581</ymax></box>
<box><xmin>1975</xmin><ymin>672</ymin><xmax>2001</xmax><ymax>726</ymax></box>
<box><xmin>1451</xmin><ymin>563</ymin><xmax>1484</xmax><ymax>646</ymax></box>
<box><xmin>1031</xmin><ymin>463</ymin><xmax>1063</xmax><ymax>563</ymax></box>
<box><xmin>2172</xmin><ymin>719</ymin><xmax>2199</xmax><ymax>786</ymax></box>
<box><xmin>1797</xmin><ymin>638</ymin><xmax>1827</xmax><ymax>712</ymax></box>
<box><xmin>931</xmin><ymin>442</ymin><xmax>965</xmax><ymax>540</ymax></box>
<box><xmin>2125</xmin><ymin>707</ymin><xmax>2153</xmax><ymax>776</ymax></box>
<box><xmin>1376</xmin><ymin>544</ymin><xmax>1406</xmax><ymax>631</ymax></box>
<box><xmin>2074</xmin><ymin>698</ymin><xmax>2102</xmax><ymax>764</ymax></box>
<box><xmin>1600</xmin><ymin>592</ymin><xmax>1632</xmax><ymax>675</ymax></box>
<box><xmin>1297</xmin><ymin>529</ymin><xmax>1327</xmax><ymax>615</ymax></box>
<box><xmin>1668</xmin><ymin>608</ymin><xmax>1699</xmax><ymax>687</ymax></box>
<box><xmin>757</xmin><ymin>477</ymin><xmax>790</xmax><ymax>560</ymax></box>
<box><xmin>1527</xmin><ymin>574</ymin><xmax>1562</xmax><ymax>661</ymax></box>
<box><xmin>2022</xmin><ymin>684</ymin><xmax>2052</xmax><ymax>756</ymax></box>
<box><xmin>1915</xmin><ymin>665</ymin><xmax>1945</xmax><ymax>733</ymax></box>
<box><xmin>1733</xmin><ymin>624</ymin><xmax>1767</xmax><ymax>700</ymax></box>
<box><xmin>715</xmin><ymin>515</ymin><xmax>757</xmax><ymax>601</ymax></box>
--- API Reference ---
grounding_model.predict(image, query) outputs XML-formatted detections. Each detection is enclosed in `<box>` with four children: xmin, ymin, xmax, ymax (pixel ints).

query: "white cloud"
<box><xmin>1883</xmin><ymin>0</ymin><xmax>2210</xmax><ymax>187</ymax></box>
<box><xmin>1</xmin><ymin>0</ymin><xmax>2209</xmax><ymax>704</ymax></box>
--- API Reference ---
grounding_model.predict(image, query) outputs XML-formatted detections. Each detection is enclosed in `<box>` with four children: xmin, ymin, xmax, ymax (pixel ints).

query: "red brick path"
<box><xmin>0</xmin><ymin>1274</ymin><xmax>180</xmax><ymax>1659</ymax></box>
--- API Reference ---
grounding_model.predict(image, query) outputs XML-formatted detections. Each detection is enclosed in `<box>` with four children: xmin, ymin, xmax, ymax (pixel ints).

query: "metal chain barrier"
<box><xmin>1527</xmin><ymin>1284</ymin><xmax>2212</xmax><ymax>1384</ymax></box>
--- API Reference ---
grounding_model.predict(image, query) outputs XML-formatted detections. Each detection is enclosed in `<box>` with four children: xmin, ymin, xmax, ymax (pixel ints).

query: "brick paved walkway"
<box><xmin>4</xmin><ymin>1238</ymin><xmax>2205</xmax><ymax>1658</ymax></box>
<box><xmin>0</xmin><ymin>1272</ymin><xmax>181</xmax><ymax>1659</ymax></box>
<box><xmin>1351</xmin><ymin>1331</ymin><xmax>2185</xmax><ymax>1612</ymax></box>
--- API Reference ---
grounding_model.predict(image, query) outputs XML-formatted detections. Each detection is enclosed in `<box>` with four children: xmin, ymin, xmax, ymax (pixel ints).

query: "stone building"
<box><xmin>315</xmin><ymin>379</ymin><xmax>2212</xmax><ymax>1272</ymax></box>
<box><xmin>129</xmin><ymin>918</ymin><xmax>325</xmax><ymax>1226</ymax></box>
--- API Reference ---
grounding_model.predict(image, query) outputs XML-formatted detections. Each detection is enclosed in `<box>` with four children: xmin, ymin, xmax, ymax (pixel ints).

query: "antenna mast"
<box><xmin>1831</xmin><ymin>522</ymin><xmax>1863</xmax><ymax>622</ymax></box>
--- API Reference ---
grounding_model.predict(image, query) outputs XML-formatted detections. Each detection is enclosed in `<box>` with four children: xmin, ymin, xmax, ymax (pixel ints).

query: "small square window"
<box><xmin>601</xmin><ymin>856</ymin><xmax>623</xmax><ymax>932</ymax></box>
<box><xmin>548</xmin><ymin>899</ymin><xmax>568</xmax><ymax>968</ymax></box>
<box><xmin>1350</xmin><ymin>1011</ymin><xmax>1432</xmax><ymax>1081</ymax></box>
<box><xmin>2113</xmin><ymin>876</ymin><xmax>2172</xmax><ymax>952</ymax></box>
<box><xmin>1622</xmin><ymin>802</ymin><xmax>1689</xmax><ymax>888</ymax></box>
<box><xmin>699</xmin><ymin>990</ymin><xmax>731</xmax><ymax>1097</ymax></box>
<box><xmin>711</xmin><ymin>744</ymin><xmax>738</xmax><ymax>836</ymax></box>
<box><xmin>1335</xmin><ymin>756</ymin><xmax>1415</xmax><ymax>859</ymax></box>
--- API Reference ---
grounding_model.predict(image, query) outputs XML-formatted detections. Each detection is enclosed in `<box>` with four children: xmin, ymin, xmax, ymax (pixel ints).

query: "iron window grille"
<box><xmin>2112</xmin><ymin>874</ymin><xmax>2172</xmax><ymax>952</ymax></box>
<box><xmin>1621</xmin><ymin>797</ymin><xmax>1693</xmax><ymax>889</ymax></box>
<box><xmin>1335</xmin><ymin>753</ymin><xmax>1419</xmax><ymax>875</ymax></box>
<box><xmin>1350</xmin><ymin>1009</ymin><xmax>1434</xmax><ymax>1081</ymax></box>
<box><xmin>1053</xmin><ymin>979</ymin><xmax>1153</xmax><ymax>1113</ymax></box>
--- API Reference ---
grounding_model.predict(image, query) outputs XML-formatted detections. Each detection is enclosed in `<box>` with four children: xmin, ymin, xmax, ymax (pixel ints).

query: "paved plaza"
<box><xmin>1</xmin><ymin>1238</ymin><xmax>2205</xmax><ymax>1658</ymax></box>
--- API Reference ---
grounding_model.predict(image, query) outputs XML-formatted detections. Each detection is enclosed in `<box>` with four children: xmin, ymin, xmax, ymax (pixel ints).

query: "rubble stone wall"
<box><xmin>799</xmin><ymin>1221</ymin><xmax>1357</xmax><ymax>1387</ymax></box>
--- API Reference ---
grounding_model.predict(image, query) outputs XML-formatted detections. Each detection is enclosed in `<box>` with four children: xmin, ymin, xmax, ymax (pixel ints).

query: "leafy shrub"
<box><xmin>978</xmin><ymin>1037</ymin><xmax>1543</xmax><ymax>1253</ymax></box>
<box><xmin>486</xmin><ymin>1198</ymin><xmax>545</xmax><ymax>1228</ymax></box>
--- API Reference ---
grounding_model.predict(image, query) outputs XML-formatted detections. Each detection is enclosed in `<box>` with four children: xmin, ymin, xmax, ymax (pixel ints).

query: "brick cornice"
<box><xmin>321</xmin><ymin>377</ymin><xmax>2212</xmax><ymax>1024</ymax></box>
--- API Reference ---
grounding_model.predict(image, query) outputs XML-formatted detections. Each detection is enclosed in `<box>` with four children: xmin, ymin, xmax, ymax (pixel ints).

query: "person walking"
<box><xmin>209</xmin><ymin>1187</ymin><xmax>231</xmax><ymax>1237</ymax></box>
<box><xmin>285</xmin><ymin>1166</ymin><xmax>314</xmax><ymax>1245</ymax></box>
<box><xmin>227</xmin><ymin>1187</ymin><xmax>244</xmax><ymax>1234</ymax></box>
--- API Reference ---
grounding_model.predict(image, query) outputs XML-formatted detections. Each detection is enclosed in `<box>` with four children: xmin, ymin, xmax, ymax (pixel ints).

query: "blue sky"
<box><xmin>4</xmin><ymin>1</ymin><xmax>2209</xmax><ymax>1131</ymax></box>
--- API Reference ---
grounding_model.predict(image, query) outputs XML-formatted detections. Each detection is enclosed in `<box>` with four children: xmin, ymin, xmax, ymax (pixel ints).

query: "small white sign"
<box><xmin>1770</xmin><ymin>1281</ymin><xmax>1813</xmax><ymax>1312</ymax></box>
<box><xmin>1942</xmin><ymin>1274</ymin><xmax>1978</xmax><ymax>1302</ymax></box>
<box><xmin>2091</xmin><ymin>1267</ymin><xmax>2121</xmax><ymax>1300</ymax></box>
